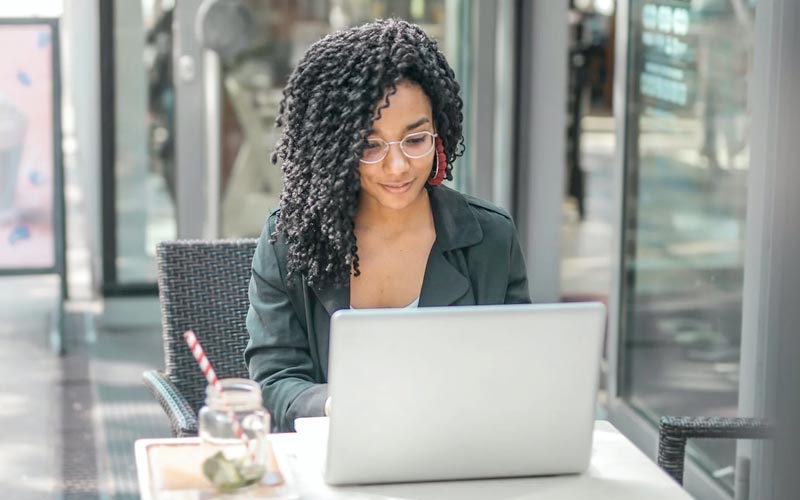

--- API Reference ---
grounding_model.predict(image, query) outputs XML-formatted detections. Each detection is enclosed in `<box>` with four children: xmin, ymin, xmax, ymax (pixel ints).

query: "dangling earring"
<box><xmin>428</xmin><ymin>137</ymin><xmax>447</xmax><ymax>187</ymax></box>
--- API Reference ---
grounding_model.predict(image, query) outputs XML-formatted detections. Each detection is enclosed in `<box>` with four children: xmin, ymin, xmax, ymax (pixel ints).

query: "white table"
<box><xmin>136</xmin><ymin>419</ymin><xmax>694</xmax><ymax>499</ymax></box>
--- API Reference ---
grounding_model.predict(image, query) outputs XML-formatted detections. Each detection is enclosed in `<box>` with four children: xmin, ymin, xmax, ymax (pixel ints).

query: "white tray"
<box><xmin>134</xmin><ymin>437</ymin><xmax>297</xmax><ymax>500</ymax></box>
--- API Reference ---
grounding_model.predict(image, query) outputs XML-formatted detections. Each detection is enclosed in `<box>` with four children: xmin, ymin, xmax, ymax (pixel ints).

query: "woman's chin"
<box><xmin>363</xmin><ymin>182</ymin><xmax>426</xmax><ymax>211</ymax></box>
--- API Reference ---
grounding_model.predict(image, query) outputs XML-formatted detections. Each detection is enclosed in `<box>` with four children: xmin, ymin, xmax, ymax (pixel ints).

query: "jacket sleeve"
<box><xmin>244</xmin><ymin>224</ymin><xmax>328</xmax><ymax>432</ymax></box>
<box><xmin>505</xmin><ymin>223</ymin><xmax>532</xmax><ymax>304</ymax></box>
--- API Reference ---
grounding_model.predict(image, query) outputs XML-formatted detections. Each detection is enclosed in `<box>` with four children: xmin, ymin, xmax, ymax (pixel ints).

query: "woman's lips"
<box><xmin>380</xmin><ymin>181</ymin><xmax>413</xmax><ymax>194</ymax></box>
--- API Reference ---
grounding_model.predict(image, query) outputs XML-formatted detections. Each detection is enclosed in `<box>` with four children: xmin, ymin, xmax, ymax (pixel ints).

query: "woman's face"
<box><xmin>358</xmin><ymin>81</ymin><xmax>435</xmax><ymax>213</ymax></box>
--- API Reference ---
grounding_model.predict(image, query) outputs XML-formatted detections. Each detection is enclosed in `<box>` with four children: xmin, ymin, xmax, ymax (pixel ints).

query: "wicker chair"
<box><xmin>143</xmin><ymin>239</ymin><xmax>258</xmax><ymax>437</ymax></box>
<box><xmin>657</xmin><ymin>416</ymin><xmax>771</xmax><ymax>486</ymax></box>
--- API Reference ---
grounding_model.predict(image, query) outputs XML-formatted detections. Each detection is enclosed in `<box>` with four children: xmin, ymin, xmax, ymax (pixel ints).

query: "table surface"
<box><xmin>136</xmin><ymin>419</ymin><xmax>695</xmax><ymax>500</ymax></box>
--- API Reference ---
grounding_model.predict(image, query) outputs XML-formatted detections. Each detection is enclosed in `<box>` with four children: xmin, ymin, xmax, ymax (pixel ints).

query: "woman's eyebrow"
<box><xmin>370</xmin><ymin>118</ymin><xmax>431</xmax><ymax>137</ymax></box>
<box><xmin>404</xmin><ymin>118</ymin><xmax>431</xmax><ymax>131</ymax></box>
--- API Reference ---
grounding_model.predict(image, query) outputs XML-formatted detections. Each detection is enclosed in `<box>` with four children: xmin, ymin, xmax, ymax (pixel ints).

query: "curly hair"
<box><xmin>270</xmin><ymin>18</ymin><xmax>464</xmax><ymax>289</ymax></box>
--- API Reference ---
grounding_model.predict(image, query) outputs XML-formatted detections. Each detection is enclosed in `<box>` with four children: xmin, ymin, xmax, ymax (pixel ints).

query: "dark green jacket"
<box><xmin>245</xmin><ymin>186</ymin><xmax>531</xmax><ymax>432</ymax></box>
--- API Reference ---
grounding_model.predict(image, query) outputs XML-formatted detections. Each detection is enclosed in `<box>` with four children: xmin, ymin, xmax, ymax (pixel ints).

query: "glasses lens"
<box><xmin>361</xmin><ymin>139</ymin><xmax>386</xmax><ymax>163</ymax></box>
<box><xmin>402</xmin><ymin>132</ymin><xmax>434</xmax><ymax>158</ymax></box>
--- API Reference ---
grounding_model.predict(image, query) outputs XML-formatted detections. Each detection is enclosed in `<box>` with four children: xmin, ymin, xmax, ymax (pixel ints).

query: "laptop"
<box><xmin>321</xmin><ymin>302</ymin><xmax>606</xmax><ymax>486</ymax></box>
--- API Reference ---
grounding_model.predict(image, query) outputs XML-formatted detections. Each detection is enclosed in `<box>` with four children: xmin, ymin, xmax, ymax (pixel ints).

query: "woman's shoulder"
<box><xmin>253</xmin><ymin>208</ymin><xmax>297</xmax><ymax>287</ymax></box>
<box><xmin>436</xmin><ymin>186</ymin><xmax>515</xmax><ymax>231</ymax></box>
<box><xmin>255</xmin><ymin>207</ymin><xmax>287</xmax><ymax>263</ymax></box>
<box><xmin>266</xmin><ymin>207</ymin><xmax>281</xmax><ymax>233</ymax></box>
<box><xmin>460</xmin><ymin>192</ymin><xmax>513</xmax><ymax>223</ymax></box>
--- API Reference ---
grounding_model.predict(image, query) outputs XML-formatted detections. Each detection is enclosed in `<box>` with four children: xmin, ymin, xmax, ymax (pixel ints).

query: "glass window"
<box><xmin>619</xmin><ymin>0</ymin><xmax>755</xmax><ymax>492</ymax></box>
<box><xmin>113</xmin><ymin>0</ymin><xmax>177</xmax><ymax>283</ymax></box>
<box><xmin>213</xmin><ymin>0</ymin><xmax>460</xmax><ymax>238</ymax></box>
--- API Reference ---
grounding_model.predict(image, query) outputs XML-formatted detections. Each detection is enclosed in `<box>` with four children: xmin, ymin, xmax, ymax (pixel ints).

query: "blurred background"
<box><xmin>1</xmin><ymin>1</ymin><xmax>797</xmax><ymax>499</ymax></box>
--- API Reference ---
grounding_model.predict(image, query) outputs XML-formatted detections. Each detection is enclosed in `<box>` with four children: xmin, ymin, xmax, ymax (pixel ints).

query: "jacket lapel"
<box><xmin>418</xmin><ymin>186</ymin><xmax>484</xmax><ymax>306</ymax></box>
<box><xmin>418</xmin><ymin>242</ymin><xmax>471</xmax><ymax>306</ymax></box>
<box><xmin>312</xmin><ymin>284</ymin><xmax>350</xmax><ymax>317</ymax></box>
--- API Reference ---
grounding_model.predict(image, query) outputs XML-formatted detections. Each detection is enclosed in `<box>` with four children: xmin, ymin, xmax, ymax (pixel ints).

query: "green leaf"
<box><xmin>202</xmin><ymin>452</ymin><xmax>264</xmax><ymax>492</ymax></box>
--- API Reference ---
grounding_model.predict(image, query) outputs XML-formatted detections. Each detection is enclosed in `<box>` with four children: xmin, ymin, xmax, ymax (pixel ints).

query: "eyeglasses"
<box><xmin>359</xmin><ymin>131</ymin><xmax>438</xmax><ymax>164</ymax></box>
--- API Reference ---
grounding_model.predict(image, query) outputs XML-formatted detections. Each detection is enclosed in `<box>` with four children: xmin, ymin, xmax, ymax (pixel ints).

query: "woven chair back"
<box><xmin>156</xmin><ymin>239</ymin><xmax>258</xmax><ymax>413</ymax></box>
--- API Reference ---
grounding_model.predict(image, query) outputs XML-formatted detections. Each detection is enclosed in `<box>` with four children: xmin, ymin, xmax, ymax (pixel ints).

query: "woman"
<box><xmin>245</xmin><ymin>19</ymin><xmax>530</xmax><ymax>432</ymax></box>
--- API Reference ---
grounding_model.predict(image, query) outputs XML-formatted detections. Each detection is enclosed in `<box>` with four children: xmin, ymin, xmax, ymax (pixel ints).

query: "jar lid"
<box><xmin>205</xmin><ymin>378</ymin><xmax>263</xmax><ymax>411</ymax></box>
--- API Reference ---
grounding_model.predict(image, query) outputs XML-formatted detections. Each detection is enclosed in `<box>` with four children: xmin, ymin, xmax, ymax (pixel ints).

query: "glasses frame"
<box><xmin>358</xmin><ymin>131</ymin><xmax>438</xmax><ymax>164</ymax></box>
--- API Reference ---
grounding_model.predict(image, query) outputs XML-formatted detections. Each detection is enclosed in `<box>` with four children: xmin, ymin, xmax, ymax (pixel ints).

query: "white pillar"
<box><xmin>515</xmin><ymin>1</ymin><xmax>568</xmax><ymax>302</ymax></box>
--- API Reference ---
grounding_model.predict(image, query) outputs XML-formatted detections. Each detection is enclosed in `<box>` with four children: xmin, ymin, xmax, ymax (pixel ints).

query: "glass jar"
<box><xmin>198</xmin><ymin>378</ymin><xmax>271</xmax><ymax>491</ymax></box>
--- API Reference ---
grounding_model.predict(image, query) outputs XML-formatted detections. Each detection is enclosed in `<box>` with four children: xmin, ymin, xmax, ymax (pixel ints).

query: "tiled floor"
<box><xmin>0</xmin><ymin>277</ymin><xmax>170</xmax><ymax>499</ymax></box>
<box><xmin>0</xmin><ymin>276</ymin><xmax>63</xmax><ymax>500</ymax></box>
<box><xmin>91</xmin><ymin>298</ymin><xmax>171</xmax><ymax>500</ymax></box>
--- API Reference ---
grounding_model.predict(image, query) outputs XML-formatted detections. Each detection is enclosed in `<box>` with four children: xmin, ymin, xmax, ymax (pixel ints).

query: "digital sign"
<box><xmin>0</xmin><ymin>20</ymin><xmax>63</xmax><ymax>274</ymax></box>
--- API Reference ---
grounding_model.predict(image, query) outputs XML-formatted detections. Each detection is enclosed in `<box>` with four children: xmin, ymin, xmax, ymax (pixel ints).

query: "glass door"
<box><xmin>612</xmin><ymin>0</ymin><xmax>756</xmax><ymax>494</ymax></box>
<box><xmin>100</xmin><ymin>0</ymin><xmax>177</xmax><ymax>293</ymax></box>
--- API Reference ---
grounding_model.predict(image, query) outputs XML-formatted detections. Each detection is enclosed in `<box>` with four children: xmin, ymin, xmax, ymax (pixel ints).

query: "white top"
<box><xmin>350</xmin><ymin>297</ymin><xmax>419</xmax><ymax>309</ymax></box>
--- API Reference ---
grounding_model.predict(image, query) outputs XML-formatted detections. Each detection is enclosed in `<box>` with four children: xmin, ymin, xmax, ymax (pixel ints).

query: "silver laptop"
<box><xmin>323</xmin><ymin>302</ymin><xmax>606</xmax><ymax>485</ymax></box>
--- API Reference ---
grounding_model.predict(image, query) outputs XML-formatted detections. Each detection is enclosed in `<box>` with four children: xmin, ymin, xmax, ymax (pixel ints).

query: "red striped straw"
<box><xmin>183</xmin><ymin>330</ymin><xmax>253</xmax><ymax>456</ymax></box>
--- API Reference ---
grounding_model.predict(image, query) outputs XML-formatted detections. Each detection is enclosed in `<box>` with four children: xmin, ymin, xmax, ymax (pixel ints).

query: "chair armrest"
<box><xmin>658</xmin><ymin>416</ymin><xmax>771</xmax><ymax>485</ymax></box>
<box><xmin>143</xmin><ymin>370</ymin><xmax>199</xmax><ymax>437</ymax></box>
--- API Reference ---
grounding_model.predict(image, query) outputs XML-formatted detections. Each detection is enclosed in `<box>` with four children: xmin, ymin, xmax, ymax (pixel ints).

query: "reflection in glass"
<box><xmin>620</xmin><ymin>0</ymin><xmax>755</xmax><ymax>492</ymax></box>
<box><xmin>113</xmin><ymin>0</ymin><xmax>177</xmax><ymax>283</ymax></box>
<box><xmin>213</xmin><ymin>0</ymin><xmax>452</xmax><ymax>238</ymax></box>
<box><xmin>560</xmin><ymin>5</ymin><xmax>616</xmax><ymax>303</ymax></box>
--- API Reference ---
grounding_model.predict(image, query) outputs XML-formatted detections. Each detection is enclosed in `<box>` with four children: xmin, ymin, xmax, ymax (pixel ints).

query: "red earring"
<box><xmin>428</xmin><ymin>138</ymin><xmax>447</xmax><ymax>187</ymax></box>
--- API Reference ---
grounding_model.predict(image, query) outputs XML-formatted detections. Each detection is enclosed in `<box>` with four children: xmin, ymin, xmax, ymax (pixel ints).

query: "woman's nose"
<box><xmin>384</xmin><ymin>142</ymin><xmax>410</xmax><ymax>174</ymax></box>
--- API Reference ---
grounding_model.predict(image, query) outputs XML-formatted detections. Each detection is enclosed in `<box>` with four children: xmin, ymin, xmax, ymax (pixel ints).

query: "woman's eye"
<box><xmin>406</xmin><ymin>137</ymin><xmax>425</xmax><ymax>144</ymax></box>
<box><xmin>364</xmin><ymin>142</ymin><xmax>381</xmax><ymax>150</ymax></box>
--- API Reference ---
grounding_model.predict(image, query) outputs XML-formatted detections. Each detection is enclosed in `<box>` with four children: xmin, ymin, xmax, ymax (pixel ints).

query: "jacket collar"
<box><xmin>313</xmin><ymin>185</ymin><xmax>483</xmax><ymax>314</ymax></box>
<box><xmin>427</xmin><ymin>185</ymin><xmax>484</xmax><ymax>251</ymax></box>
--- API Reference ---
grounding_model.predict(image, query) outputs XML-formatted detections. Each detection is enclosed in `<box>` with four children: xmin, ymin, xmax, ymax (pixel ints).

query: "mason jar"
<box><xmin>198</xmin><ymin>378</ymin><xmax>271</xmax><ymax>490</ymax></box>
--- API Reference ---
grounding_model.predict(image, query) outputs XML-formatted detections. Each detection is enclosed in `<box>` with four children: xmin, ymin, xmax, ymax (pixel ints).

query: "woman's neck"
<box><xmin>356</xmin><ymin>188</ymin><xmax>433</xmax><ymax>237</ymax></box>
